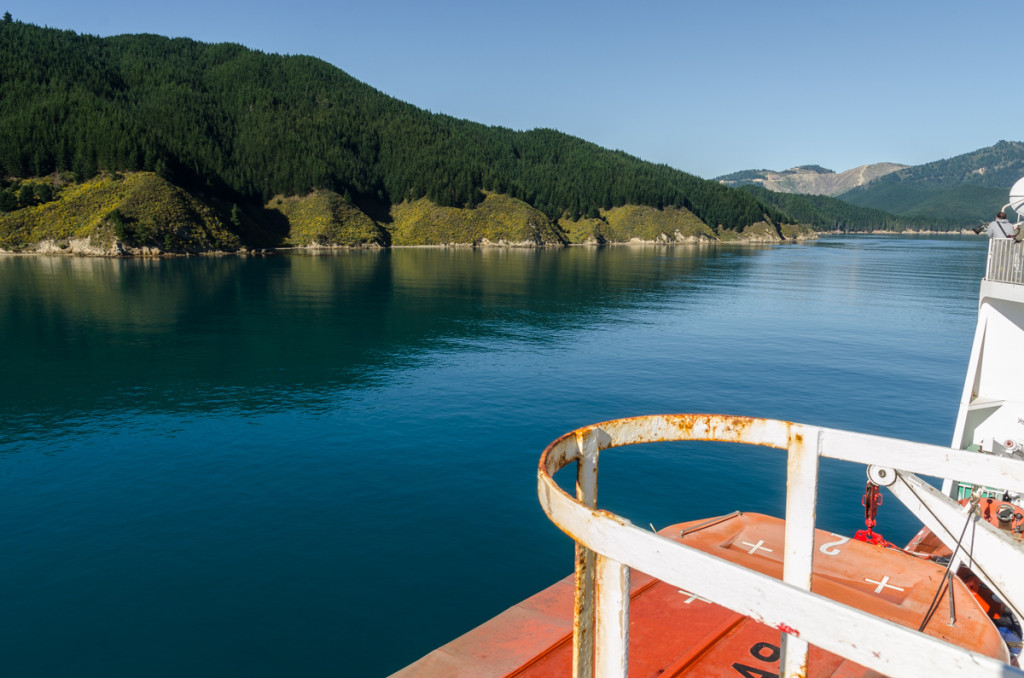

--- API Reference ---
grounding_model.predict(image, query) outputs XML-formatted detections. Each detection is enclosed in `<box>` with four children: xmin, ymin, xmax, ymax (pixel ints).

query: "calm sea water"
<box><xmin>0</xmin><ymin>236</ymin><xmax>988</xmax><ymax>676</ymax></box>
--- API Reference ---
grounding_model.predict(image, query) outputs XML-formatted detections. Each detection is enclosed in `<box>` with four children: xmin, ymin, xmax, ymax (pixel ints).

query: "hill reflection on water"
<box><xmin>1</xmin><ymin>246</ymin><xmax>747</xmax><ymax>421</ymax></box>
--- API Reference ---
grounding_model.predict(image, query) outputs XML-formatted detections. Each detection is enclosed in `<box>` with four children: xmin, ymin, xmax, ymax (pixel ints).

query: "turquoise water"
<box><xmin>0</xmin><ymin>236</ymin><xmax>987</xmax><ymax>676</ymax></box>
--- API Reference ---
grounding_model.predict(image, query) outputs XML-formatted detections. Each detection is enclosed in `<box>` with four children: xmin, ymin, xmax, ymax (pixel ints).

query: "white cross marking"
<box><xmin>740</xmin><ymin>539</ymin><xmax>773</xmax><ymax>555</ymax></box>
<box><xmin>677</xmin><ymin>590</ymin><xmax>708</xmax><ymax>604</ymax></box>
<box><xmin>865</xmin><ymin>575</ymin><xmax>905</xmax><ymax>594</ymax></box>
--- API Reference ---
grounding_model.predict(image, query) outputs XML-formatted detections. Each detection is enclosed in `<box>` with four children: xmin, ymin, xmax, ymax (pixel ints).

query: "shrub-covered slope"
<box><xmin>0</xmin><ymin>172</ymin><xmax>240</xmax><ymax>253</ymax></box>
<box><xmin>389</xmin><ymin>193</ymin><xmax>564</xmax><ymax>246</ymax></box>
<box><xmin>268</xmin><ymin>191</ymin><xmax>388</xmax><ymax>248</ymax></box>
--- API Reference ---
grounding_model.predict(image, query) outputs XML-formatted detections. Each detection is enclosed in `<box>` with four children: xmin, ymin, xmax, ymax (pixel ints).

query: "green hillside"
<box><xmin>838</xmin><ymin>141</ymin><xmax>1024</xmax><ymax>223</ymax></box>
<box><xmin>0</xmin><ymin>17</ymin><xmax>800</xmax><ymax>251</ymax></box>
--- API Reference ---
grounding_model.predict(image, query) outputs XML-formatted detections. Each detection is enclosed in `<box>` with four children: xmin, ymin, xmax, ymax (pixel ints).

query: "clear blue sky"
<box><xmin>5</xmin><ymin>0</ymin><xmax>1021</xmax><ymax>179</ymax></box>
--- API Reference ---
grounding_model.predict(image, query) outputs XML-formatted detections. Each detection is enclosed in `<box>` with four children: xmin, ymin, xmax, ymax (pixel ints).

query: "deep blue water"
<box><xmin>0</xmin><ymin>236</ymin><xmax>988</xmax><ymax>676</ymax></box>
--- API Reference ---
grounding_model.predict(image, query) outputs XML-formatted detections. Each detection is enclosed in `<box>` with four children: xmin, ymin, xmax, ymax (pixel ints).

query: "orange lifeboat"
<box><xmin>396</xmin><ymin>512</ymin><xmax>1009</xmax><ymax>677</ymax></box>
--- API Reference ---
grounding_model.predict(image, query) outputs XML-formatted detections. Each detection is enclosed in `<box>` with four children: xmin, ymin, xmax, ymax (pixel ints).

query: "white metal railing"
<box><xmin>986</xmin><ymin>238</ymin><xmax>1024</xmax><ymax>284</ymax></box>
<box><xmin>537</xmin><ymin>414</ymin><xmax>1024</xmax><ymax>678</ymax></box>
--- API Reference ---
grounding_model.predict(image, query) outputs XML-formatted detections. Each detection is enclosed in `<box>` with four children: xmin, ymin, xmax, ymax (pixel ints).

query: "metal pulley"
<box><xmin>867</xmin><ymin>465</ymin><xmax>897</xmax><ymax>487</ymax></box>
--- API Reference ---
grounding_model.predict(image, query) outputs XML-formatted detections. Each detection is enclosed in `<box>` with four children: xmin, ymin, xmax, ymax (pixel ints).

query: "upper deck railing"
<box><xmin>538</xmin><ymin>414</ymin><xmax>1024</xmax><ymax>678</ymax></box>
<box><xmin>986</xmin><ymin>237</ymin><xmax>1024</xmax><ymax>284</ymax></box>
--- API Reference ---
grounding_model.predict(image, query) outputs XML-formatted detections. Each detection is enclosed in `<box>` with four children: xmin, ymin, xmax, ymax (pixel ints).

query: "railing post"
<box><xmin>1014</xmin><ymin>240</ymin><xmax>1019</xmax><ymax>284</ymax></box>
<box><xmin>573</xmin><ymin>429</ymin><xmax>600</xmax><ymax>678</ymax></box>
<box><xmin>594</xmin><ymin>554</ymin><xmax>629</xmax><ymax>678</ymax></box>
<box><xmin>780</xmin><ymin>426</ymin><xmax>821</xmax><ymax>677</ymax></box>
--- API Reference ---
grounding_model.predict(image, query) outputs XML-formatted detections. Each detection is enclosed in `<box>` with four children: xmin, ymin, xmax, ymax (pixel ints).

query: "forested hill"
<box><xmin>0</xmin><ymin>18</ymin><xmax>788</xmax><ymax>240</ymax></box>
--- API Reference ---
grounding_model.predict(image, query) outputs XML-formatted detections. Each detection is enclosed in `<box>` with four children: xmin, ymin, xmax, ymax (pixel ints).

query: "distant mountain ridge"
<box><xmin>719</xmin><ymin>141</ymin><xmax>1024</xmax><ymax>225</ymax></box>
<box><xmin>717</xmin><ymin>163</ymin><xmax>907</xmax><ymax>196</ymax></box>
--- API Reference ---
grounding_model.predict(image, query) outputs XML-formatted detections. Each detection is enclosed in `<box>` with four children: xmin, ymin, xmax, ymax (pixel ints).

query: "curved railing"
<box><xmin>537</xmin><ymin>414</ymin><xmax>1024</xmax><ymax>678</ymax></box>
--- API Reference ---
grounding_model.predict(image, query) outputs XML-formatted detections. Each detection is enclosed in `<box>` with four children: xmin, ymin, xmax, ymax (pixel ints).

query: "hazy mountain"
<box><xmin>716</xmin><ymin>163</ymin><xmax>907</xmax><ymax>196</ymax></box>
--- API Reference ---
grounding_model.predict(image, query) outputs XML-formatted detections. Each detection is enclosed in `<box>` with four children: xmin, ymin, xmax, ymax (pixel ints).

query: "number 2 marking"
<box><xmin>819</xmin><ymin>533</ymin><xmax>849</xmax><ymax>556</ymax></box>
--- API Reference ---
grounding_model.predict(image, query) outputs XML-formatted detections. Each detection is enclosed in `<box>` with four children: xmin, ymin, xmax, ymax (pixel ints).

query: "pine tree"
<box><xmin>0</xmin><ymin>189</ymin><xmax>16</xmax><ymax>212</ymax></box>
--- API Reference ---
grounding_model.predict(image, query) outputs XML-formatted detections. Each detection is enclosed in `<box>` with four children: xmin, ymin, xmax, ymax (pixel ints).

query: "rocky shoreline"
<box><xmin>1</xmin><ymin>231</ymin><xmax>819</xmax><ymax>257</ymax></box>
